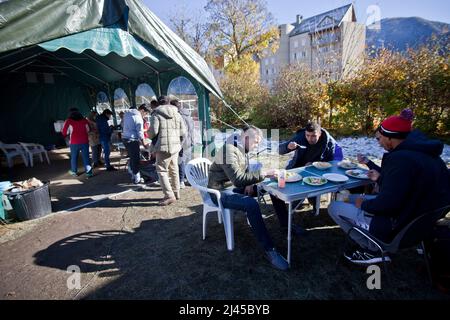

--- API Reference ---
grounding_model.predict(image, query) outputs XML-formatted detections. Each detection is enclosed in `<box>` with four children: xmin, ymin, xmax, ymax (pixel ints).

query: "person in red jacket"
<box><xmin>62</xmin><ymin>108</ymin><xmax>93</xmax><ymax>177</ymax></box>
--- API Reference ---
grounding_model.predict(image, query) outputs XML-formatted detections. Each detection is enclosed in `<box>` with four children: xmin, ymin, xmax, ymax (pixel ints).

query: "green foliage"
<box><xmin>331</xmin><ymin>46</ymin><xmax>450</xmax><ymax>136</ymax></box>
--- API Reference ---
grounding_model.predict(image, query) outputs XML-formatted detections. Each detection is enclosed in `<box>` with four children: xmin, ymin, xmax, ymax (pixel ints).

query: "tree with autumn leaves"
<box><xmin>170</xmin><ymin>1</ymin><xmax>449</xmax><ymax>138</ymax></box>
<box><xmin>329</xmin><ymin>45</ymin><xmax>449</xmax><ymax>136</ymax></box>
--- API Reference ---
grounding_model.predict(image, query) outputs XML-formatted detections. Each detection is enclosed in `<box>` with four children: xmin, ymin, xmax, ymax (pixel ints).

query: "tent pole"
<box><xmin>138</xmin><ymin>59</ymin><xmax>158</xmax><ymax>73</ymax></box>
<box><xmin>0</xmin><ymin>52</ymin><xmax>44</xmax><ymax>72</ymax></box>
<box><xmin>10</xmin><ymin>59</ymin><xmax>37</xmax><ymax>72</ymax></box>
<box><xmin>129</xmin><ymin>83</ymin><xmax>136</xmax><ymax>109</ymax></box>
<box><xmin>157</xmin><ymin>73</ymin><xmax>161</xmax><ymax>96</ymax></box>
<box><xmin>107</xmin><ymin>84</ymin><xmax>118</xmax><ymax>127</ymax></box>
<box><xmin>0</xmin><ymin>45</ymin><xmax>37</xmax><ymax>62</ymax></box>
<box><xmin>136</xmin><ymin>59</ymin><xmax>160</xmax><ymax>95</ymax></box>
<box><xmin>34</xmin><ymin>59</ymin><xmax>95</xmax><ymax>89</ymax></box>
<box><xmin>83</xmin><ymin>52</ymin><xmax>130</xmax><ymax>80</ymax></box>
<box><xmin>46</xmin><ymin>53</ymin><xmax>108</xmax><ymax>85</ymax></box>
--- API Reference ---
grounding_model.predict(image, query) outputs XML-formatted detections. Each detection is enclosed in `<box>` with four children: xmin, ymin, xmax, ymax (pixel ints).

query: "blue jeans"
<box><xmin>212</xmin><ymin>187</ymin><xmax>274</xmax><ymax>251</ymax></box>
<box><xmin>100</xmin><ymin>140</ymin><xmax>111</xmax><ymax>167</ymax></box>
<box><xmin>70</xmin><ymin>144</ymin><xmax>91</xmax><ymax>173</ymax></box>
<box><xmin>178</xmin><ymin>159</ymin><xmax>185</xmax><ymax>182</ymax></box>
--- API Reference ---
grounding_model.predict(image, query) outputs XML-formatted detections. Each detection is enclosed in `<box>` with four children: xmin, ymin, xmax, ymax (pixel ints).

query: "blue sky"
<box><xmin>143</xmin><ymin>0</ymin><xmax>450</xmax><ymax>26</ymax></box>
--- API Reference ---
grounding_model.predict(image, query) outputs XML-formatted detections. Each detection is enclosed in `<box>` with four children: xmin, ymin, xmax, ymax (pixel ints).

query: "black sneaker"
<box><xmin>106</xmin><ymin>166</ymin><xmax>117</xmax><ymax>171</ymax></box>
<box><xmin>344</xmin><ymin>248</ymin><xmax>391</xmax><ymax>265</ymax></box>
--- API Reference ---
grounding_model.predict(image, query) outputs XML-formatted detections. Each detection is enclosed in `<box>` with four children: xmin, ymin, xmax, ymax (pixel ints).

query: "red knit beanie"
<box><xmin>379</xmin><ymin>109</ymin><xmax>414</xmax><ymax>139</ymax></box>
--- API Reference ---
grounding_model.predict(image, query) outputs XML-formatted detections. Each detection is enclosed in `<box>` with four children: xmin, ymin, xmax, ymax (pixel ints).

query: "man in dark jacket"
<box><xmin>280</xmin><ymin>121</ymin><xmax>340</xmax><ymax>170</ymax></box>
<box><xmin>328</xmin><ymin>109</ymin><xmax>450</xmax><ymax>265</ymax></box>
<box><xmin>96</xmin><ymin>109</ymin><xmax>116</xmax><ymax>171</ymax></box>
<box><xmin>271</xmin><ymin>121</ymin><xmax>341</xmax><ymax>234</ymax></box>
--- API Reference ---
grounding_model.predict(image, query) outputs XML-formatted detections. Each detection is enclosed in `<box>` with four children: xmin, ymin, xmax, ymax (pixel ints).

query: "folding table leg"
<box><xmin>287</xmin><ymin>202</ymin><xmax>292</xmax><ymax>266</ymax></box>
<box><xmin>315</xmin><ymin>196</ymin><xmax>321</xmax><ymax>216</ymax></box>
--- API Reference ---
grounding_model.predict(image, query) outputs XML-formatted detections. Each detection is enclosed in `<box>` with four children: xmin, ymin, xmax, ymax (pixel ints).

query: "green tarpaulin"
<box><xmin>0</xmin><ymin>0</ymin><xmax>221</xmax><ymax>146</ymax></box>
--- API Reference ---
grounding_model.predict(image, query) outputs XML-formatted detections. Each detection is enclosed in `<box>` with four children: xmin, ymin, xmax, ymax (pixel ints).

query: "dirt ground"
<box><xmin>0</xmin><ymin>149</ymin><xmax>449</xmax><ymax>300</ymax></box>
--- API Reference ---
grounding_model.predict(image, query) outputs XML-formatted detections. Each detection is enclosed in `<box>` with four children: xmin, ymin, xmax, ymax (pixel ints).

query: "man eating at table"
<box><xmin>270</xmin><ymin>121</ymin><xmax>341</xmax><ymax>235</ymax></box>
<box><xmin>328</xmin><ymin>109</ymin><xmax>450</xmax><ymax>265</ymax></box>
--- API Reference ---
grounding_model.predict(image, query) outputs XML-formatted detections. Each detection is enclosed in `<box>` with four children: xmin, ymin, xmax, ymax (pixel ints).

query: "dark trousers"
<box><xmin>270</xmin><ymin>195</ymin><xmax>317</xmax><ymax>226</ymax></box>
<box><xmin>100</xmin><ymin>139</ymin><xmax>111</xmax><ymax>167</ymax></box>
<box><xmin>212</xmin><ymin>187</ymin><xmax>274</xmax><ymax>251</ymax></box>
<box><xmin>178</xmin><ymin>160</ymin><xmax>186</xmax><ymax>182</ymax></box>
<box><xmin>123</xmin><ymin>140</ymin><xmax>140</xmax><ymax>175</ymax></box>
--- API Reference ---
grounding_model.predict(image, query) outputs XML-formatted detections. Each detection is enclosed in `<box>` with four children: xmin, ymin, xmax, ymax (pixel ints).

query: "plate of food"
<box><xmin>345</xmin><ymin>169</ymin><xmax>370</xmax><ymax>180</ymax></box>
<box><xmin>303</xmin><ymin>176</ymin><xmax>328</xmax><ymax>186</ymax></box>
<box><xmin>322</xmin><ymin>173</ymin><xmax>349</xmax><ymax>183</ymax></box>
<box><xmin>338</xmin><ymin>161</ymin><xmax>358</xmax><ymax>170</ymax></box>
<box><xmin>312</xmin><ymin>162</ymin><xmax>332</xmax><ymax>170</ymax></box>
<box><xmin>286</xmin><ymin>172</ymin><xmax>302</xmax><ymax>183</ymax></box>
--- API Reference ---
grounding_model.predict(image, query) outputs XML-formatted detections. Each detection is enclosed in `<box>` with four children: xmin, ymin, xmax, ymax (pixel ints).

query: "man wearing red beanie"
<box><xmin>328</xmin><ymin>109</ymin><xmax>450</xmax><ymax>265</ymax></box>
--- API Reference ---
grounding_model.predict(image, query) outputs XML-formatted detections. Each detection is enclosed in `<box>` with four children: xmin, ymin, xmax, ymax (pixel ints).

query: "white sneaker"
<box><xmin>180</xmin><ymin>182</ymin><xmax>186</xmax><ymax>189</ymax></box>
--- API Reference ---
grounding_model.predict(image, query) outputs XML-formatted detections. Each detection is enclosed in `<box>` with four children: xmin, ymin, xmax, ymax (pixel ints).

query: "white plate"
<box><xmin>303</xmin><ymin>176</ymin><xmax>328</xmax><ymax>186</ymax></box>
<box><xmin>345</xmin><ymin>169</ymin><xmax>370</xmax><ymax>180</ymax></box>
<box><xmin>312</xmin><ymin>162</ymin><xmax>332</xmax><ymax>170</ymax></box>
<box><xmin>338</xmin><ymin>161</ymin><xmax>358</xmax><ymax>169</ymax></box>
<box><xmin>322</xmin><ymin>173</ymin><xmax>349</xmax><ymax>183</ymax></box>
<box><xmin>286</xmin><ymin>172</ymin><xmax>302</xmax><ymax>183</ymax></box>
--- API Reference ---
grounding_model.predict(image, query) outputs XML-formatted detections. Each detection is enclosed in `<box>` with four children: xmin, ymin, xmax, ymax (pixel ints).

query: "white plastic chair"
<box><xmin>186</xmin><ymin>158</ymin><xmax>237</xmax><ymax>251</ymax></box>
<box><xmin>0</xmin><ymin>141</ymin><xmax>29</xmax><ymax>167</ymax></box>
<box><xmin>18</xmin><ymin>142</ymin><xmax>50</xmax><ymax>167</ymax></box>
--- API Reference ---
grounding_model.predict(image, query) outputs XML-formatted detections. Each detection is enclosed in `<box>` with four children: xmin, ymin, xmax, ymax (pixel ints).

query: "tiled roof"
<box><xmin>289</xmin><ymin>4</ymin><xmax>353</xmax><ymax>36</ymax></box>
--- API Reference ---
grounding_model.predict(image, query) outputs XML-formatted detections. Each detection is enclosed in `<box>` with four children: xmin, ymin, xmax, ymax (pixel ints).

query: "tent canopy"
<box><xmin>0</xmin><ymin>0</ymin><xmax>221</xmax><ymax>146</ymax></box>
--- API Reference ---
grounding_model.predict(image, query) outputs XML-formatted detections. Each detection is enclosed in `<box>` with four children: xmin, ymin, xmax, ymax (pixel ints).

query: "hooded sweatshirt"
<box><xmin>361</xmin><ymin>130</ymin><xmax>450</xmax><ymax>241</ymax></box>
<box><xmin>148</xmin><ymin>104</ymin><xmax>186</xmax><ymax>154</ymax></box>
<box><xmin>122</xmin><ymin>109</ymin><xmax>144</xmax><ymax>141</ymax></box>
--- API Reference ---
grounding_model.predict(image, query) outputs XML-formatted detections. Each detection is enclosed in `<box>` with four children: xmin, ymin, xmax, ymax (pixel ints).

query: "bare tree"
<box><xmin>204</xmin><ymin>0</ymin><xmax>279</xmax><ymax>62</ymax></box>
<box><xmin>169</xmin><ymin>8</ymin><xmax>214</xmax><ymax>60</ymax></box>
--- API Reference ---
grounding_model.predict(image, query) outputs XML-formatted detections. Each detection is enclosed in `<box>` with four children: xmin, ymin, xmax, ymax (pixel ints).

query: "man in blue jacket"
<box><xmin>96</xmin><ymin>109</ymin><xmax>116</xmax><ymax>171</ymax></box>
<box><xmin>270</xmin><ymin>121</ymin><xmax>342</xmax><ymax>235</ymax></box>
<box><xmin>328</xmin><ymin>109</ymin><xmax>450</xmax><ymax>264</ymax></box>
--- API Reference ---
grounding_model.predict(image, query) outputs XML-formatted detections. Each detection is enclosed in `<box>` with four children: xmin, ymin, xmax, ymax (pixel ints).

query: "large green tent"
<box><xmin>0</xmin><ymin>0</ymin><xmax>222</xmax><ymax>148</ymax></box>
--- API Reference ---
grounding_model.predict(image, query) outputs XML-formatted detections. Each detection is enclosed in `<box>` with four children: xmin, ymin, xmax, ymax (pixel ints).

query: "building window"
<box><xmin>266</xmin><ymin>69</ymin><xmax>269</xmax><ymax>75</ymax></box>
<box><xmin>302</xmin><ymin>39</ymin><xmax>306</xmax><ymax>46</ymax></box>
<box><xmin>293</xmin><ymin>53</ymin><xmax>297</xmax><ymax>60</ymax></box>
<box><xmin>271</xmin><ymin>58</ymin><xmax>275</xmax><ymax>64</ymax></box>
<box><xmin>294</xmin><ymin>41</ymin><xmax>298</xmax><ymax>48</ymax></box>
<box><xmin>265</xmin><ymin>60</ymin><xmax>269</xmax><ymax>66</ymax></box>
<box><xmin>302</xmin><ymin>51</ymin><xmax>306</xmax><ymax>58</ymax></box>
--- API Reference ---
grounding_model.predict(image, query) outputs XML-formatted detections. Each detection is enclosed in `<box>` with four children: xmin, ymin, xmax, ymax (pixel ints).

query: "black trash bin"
<box><xmin>4</xmin><ymin>182</ymin><xmax>52</xmax><ymax>221</ymax></box>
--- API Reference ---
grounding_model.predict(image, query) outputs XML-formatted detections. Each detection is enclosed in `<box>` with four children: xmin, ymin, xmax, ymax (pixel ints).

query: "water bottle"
<box><xmin>278</xmin><ymin>169</ymin><xmax>286</xmax><ymax>189</ymax></box>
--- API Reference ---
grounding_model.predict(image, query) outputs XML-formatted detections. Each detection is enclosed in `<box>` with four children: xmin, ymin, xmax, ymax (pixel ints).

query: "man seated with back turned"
<box><xmin>208</xmin><ymin>125</ymin><xmax>290</xmax><ymax>271</ymax></box>
<box><xmin>270</xmin><ymin>121</ymin><xmax>342</xmax><ymax>235</ymax></box>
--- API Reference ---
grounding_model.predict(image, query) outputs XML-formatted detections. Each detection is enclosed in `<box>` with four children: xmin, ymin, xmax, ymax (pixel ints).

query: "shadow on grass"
<box><xmin>32</xmin><ymin>203</ymin><xmax>447</xmax><ymax>300</ymax></box>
